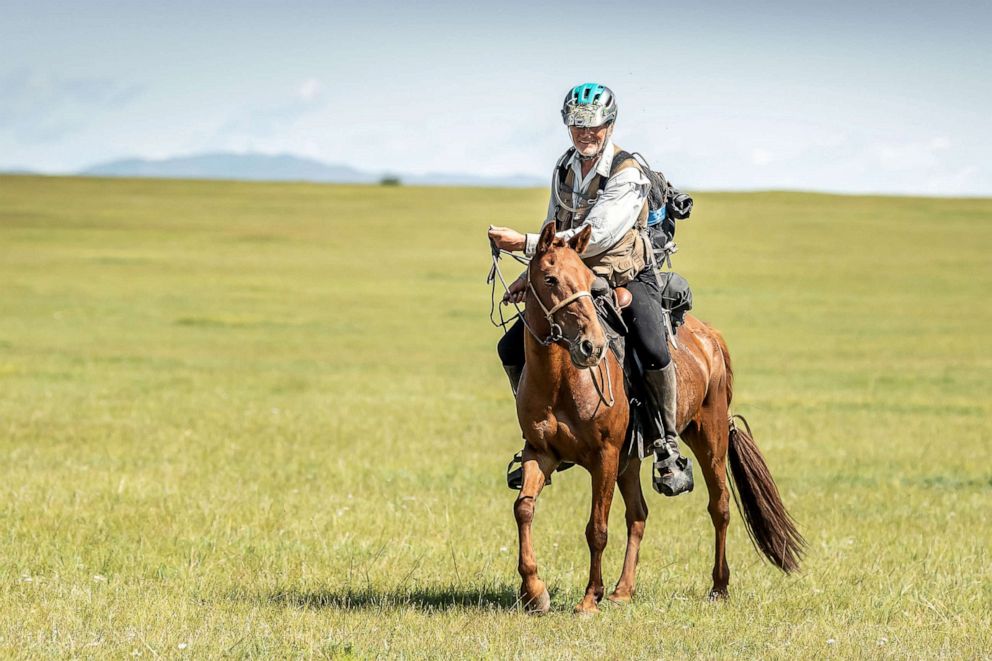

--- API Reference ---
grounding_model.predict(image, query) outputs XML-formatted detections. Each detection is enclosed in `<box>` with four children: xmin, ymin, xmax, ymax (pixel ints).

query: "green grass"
<box><xmin>1</xmin><ymin>175</ymin><xmax>990</xmax><ymax>658</ymax></box>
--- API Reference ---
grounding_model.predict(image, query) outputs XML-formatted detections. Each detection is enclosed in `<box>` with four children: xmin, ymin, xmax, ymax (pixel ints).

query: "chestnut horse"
<box><xmin>512</xmin><ymin>221</ymin><xmax>804</xmax><ymax>614</ymax></box>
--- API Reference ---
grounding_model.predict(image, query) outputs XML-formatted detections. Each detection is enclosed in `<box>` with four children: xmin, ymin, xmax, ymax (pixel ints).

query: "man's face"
<box><xmin>568</xmin><ymin>123</ymin><xmax>611</xmax><ymax>158</ymax></box>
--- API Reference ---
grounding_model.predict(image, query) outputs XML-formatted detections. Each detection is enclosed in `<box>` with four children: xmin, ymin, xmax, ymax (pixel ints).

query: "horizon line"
<box><xmin>3</xmin><ymin>172</ymin><xmax>990</xmax><ymax>201</ymax></box>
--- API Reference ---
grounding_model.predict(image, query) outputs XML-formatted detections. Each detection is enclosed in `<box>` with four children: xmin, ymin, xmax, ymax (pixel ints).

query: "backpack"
<box><xmin>608</xmin><ymin>150</ymin><xmax>693</xmax><ymax>244</ymax></box>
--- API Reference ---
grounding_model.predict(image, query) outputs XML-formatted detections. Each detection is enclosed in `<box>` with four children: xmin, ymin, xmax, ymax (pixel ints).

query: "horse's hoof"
<box><xmin>707</xmin><ymin>588</ymin><xmax>728</xmax><ymax>602</ymax></box>
<box><xmin>524</xmin><ymin>588</ymin><xmax>551</xmax><ymax>615</ymax></box>
<box><xmin>573</xmin><ymin>597</ymin><xmax>601</xmax><ymax>616</ymax></box>
<box><xmin>606</xmin><ymin>592</ymin><xmax>632</xmax><ymax>605</ymax></box>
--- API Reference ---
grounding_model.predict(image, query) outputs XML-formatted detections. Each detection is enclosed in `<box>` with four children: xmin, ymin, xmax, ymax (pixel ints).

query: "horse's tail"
<box><xmin>726</xmin><ymin>415</ymin><xmax>806</xmax><ymax>573</ymax></box>
<box><xmin>707</xmin><ymin>324</ymin><xmax>804</xmax><ymax>572</ymax></box>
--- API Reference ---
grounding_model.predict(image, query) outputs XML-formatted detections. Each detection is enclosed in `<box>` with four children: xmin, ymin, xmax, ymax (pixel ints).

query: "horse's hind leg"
<box><xmin>682</xmin><ymin>396</ymin><xmax>731</xmax><ymax>600</ymax></box>
<box><xmin>608</xmin><ymin>458</ymin><xmax>647</xmax><ymax>604</ymax></box>
<box><xmin>514</xmin><ymin>447</ymin><xmax>558</xmax><ymax>614</ymax></box>
<box><xmin>575</xmin><ymin>448</ymin><xmax>619</xmax><ymax>615</ymax></box>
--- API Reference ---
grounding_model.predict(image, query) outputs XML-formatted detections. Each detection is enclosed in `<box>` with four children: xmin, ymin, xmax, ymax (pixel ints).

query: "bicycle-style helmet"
<box><xmin>561</xmin><ymin>83</ymin><xmax>617</xmax><ymax>128</ymax></box>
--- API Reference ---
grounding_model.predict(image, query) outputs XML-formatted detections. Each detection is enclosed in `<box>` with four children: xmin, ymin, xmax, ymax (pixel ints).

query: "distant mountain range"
<box><xmin>74</xmin><ymin>152</ymin><xmax>544</xmax><ymax>188</ymax></box>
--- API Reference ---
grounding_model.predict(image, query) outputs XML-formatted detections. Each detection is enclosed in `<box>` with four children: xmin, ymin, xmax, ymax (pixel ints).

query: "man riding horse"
<box><xmin>488</xmin><ymin>82</ymin><xmax>693</xmax><ymax>497</ymax></box>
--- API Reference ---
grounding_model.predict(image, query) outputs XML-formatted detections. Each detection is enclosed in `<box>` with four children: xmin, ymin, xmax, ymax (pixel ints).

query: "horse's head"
<box><xmin>528</xmin><ymin>221</ymin><xmax>608</xmax><ymax>368</ymax></box>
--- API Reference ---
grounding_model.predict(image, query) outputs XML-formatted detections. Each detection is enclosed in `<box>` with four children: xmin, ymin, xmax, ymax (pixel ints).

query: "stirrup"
<box><xmin>506</xmin><ymin>452</ymin><xmax>554</xmax><ymax>490</ymax></box>
<box><xmin>652</xmin><ymin>450</ymin><xmax>694</xmax><ymax>497</ymax></box>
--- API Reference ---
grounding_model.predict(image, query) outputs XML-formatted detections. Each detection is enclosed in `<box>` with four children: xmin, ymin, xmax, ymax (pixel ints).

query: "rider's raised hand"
<box><xmin>488</xmin><ymin>226</ymin><xmax>526</xmax><ymax>252</ymax></box>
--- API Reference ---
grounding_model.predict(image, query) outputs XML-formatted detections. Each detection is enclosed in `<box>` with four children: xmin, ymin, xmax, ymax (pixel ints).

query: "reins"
<box><xmin>487</xmin><ymin>243</ymin><xmax>551</xmax><ymax>346</ymax></box>
<box><xmin>487</xmin><ymin>240</ymin><xmax>591</xmax><ymax>349</ymax></box>
<box><xmin>487</xmin><ymin>241</ymin><xmax>616</xmax><ymax>408</ymax></box>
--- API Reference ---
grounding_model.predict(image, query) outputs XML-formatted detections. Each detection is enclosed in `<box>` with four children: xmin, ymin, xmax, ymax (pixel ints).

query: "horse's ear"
<box><xmin>569</xmin><ymin>224</ymin><xmax>592</xmax><ymax>254</ymax></box>
<box><xmin>536</xmin><ymin>220</ymin><xmax>557</xmax><ymax>254</ymax></box>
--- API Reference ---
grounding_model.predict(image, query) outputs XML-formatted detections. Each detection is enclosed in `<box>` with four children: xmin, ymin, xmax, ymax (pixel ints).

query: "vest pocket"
<box><xmin>610</xmin><ymin>255</ymin><xmax>637</xmax><ymax>287</ymax></box>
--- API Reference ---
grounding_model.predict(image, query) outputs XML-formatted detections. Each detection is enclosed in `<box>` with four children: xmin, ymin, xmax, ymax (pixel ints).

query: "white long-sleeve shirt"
<box><xmin>524</xmin><ymin>140</ymin><xmax>650</xmax><ymax>258</ymax></box>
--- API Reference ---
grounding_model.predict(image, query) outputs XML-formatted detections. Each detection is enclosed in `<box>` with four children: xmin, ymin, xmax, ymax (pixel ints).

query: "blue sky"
<box><xmin>1</xmin><ymin>0</ymin><xmax>990</xmax><ymax>194</ymax></box>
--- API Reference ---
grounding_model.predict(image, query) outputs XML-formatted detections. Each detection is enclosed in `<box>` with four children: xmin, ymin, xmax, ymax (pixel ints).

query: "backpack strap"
<box><xmin>556</xmin><ymin>147</ymin><xmax>576</xmax><ymax>190</ymax></box>
<box><xmin>611</xmin><ymin>149</ymin><xmax>634</xmax><ymax>174</ymax></box>
<box><xmin>599</xmin><ymin>148</ymin><xmax>664</xmax><ymax>218</ymax></box>
<box><xmin>598</xmin><ymin>149</ymin><xmax>635</xmax><ymax>194</ymax></box>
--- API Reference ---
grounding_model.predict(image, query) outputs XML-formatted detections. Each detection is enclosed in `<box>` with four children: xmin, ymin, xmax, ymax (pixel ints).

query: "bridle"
<box><xmin>487</xmin><ymin>242</ymin><xmax>615</xmax><ymax>407</ymax></box>
<box><xmin>525</xmin><ymin>280</ymin><xmax>593</xmax><ymax>349</ymax></box>
<box><xmin>526</xmin><ymin>274</ymin><xmax>614</xmax><ymax>407</ymax></box>
<box><xmin>487</xmin><ymin>239</ymin><xmax>602</xmax><ymax>352</ymax></box>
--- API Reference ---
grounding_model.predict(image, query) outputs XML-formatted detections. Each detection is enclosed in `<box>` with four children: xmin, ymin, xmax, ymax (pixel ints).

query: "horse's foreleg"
<box><xmin>514</xmin><ymin>447</ymin><xmax>558</xmax><ymax>614</ymax></box>
<box><xmin>575</xmin><ymin>449</ymin><xmax>619</xmax><ymax>614</ymax></box>
<box><xmin>608</xmin><ymin>458</ymin><xmax>647</xmax><ymax>603</ymax></box>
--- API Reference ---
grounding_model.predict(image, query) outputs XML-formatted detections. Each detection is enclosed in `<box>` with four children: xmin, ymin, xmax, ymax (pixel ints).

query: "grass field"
<box><xmin>1</xmin><ymin>174</ymin><xmax>990</xmax><ymax>658</ymax></box>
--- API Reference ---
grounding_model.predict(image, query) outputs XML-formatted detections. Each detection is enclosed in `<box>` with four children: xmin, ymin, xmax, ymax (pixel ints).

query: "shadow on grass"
<box><xmin>267</xmin><ymin>585</ymin><xmax>522</xmax><ymax>612</ymax></box>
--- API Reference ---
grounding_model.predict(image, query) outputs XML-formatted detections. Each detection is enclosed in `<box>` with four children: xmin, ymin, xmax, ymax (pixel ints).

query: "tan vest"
<box><xmin>552</xmin><ymin>145</ymin><xmax>649</xmax><ymax>287</ymax></box>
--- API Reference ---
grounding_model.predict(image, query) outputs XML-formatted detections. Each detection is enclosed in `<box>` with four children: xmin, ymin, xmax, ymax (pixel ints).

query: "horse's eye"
<box><xmin>545</xmin><ymin>276</ymin><xmax>559</xmax><ymax>288</ymax></box>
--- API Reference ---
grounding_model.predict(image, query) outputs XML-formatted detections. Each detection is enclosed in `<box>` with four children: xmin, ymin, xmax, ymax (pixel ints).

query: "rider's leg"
<box><xmin>643</xmin><ymin>363</ymin><xmax>693</xmax><ymax>496</ymax></box>
<box><xmin>624</xmin><ymin>273</ymin><xmax>694</xmax><ymax>497</ymax></box>
<box><xmin>498</xmin><ymin>319</ymin><xmax>530</xmax><ymax>489</ymax></box>
<box><xmin>497</xmin><ymin>319</ymin><xmax>526</xmax><ymax>394</ymax></box>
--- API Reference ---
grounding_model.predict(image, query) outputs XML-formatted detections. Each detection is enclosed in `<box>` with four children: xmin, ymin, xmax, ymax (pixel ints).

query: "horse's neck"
<box><xmin>522</xmin><ymin>312</ymin><xmax>582</xmax><ymax>396</ymax></box>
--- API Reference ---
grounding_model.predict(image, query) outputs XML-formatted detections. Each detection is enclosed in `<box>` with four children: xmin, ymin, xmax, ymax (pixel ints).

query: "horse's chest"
<box><xmin>524</xmin><ymin>416</ymin><xmax>557</xmax><ymax>443</ymax></box>
<box><xmin>524</xmin><ymin>409</ymin><xmax>600</xmax><ymax>454</ymax></box>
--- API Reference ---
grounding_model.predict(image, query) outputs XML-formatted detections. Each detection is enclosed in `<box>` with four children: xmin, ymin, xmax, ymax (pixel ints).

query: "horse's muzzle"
<box><xmin>570</xmin><ymin>336</ymin><xmax>606</xmax><ymax>368</ymax></box>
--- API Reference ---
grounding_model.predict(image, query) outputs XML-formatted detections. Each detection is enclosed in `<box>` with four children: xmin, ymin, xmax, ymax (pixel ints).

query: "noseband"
<box><xmin>526</xmin><ymin>280</ymin><xmax>593</xmax><ymax>348</ymax></box>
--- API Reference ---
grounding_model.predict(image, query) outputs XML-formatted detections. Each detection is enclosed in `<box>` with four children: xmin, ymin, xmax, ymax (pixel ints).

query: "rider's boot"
<box><xmin>503</xmin><ymin>365</ymin><xmax>527</xmax><ymax>490</ymax></box>
<box><xmin>503</xmin><ymin>364</ymin><xmax>523</xmax><ymax>395</ymax></box>
<box><xmin>643</xmin><ymin>362</ymin><xmax>694</xmax><ymax>496</ymax></box>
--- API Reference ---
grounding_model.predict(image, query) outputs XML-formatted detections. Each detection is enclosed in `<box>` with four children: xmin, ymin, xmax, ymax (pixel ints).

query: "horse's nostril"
<box><xmin>580</xmin><ymin>339</ymin><xmax>594</xmax><ymax>357</ymax></box>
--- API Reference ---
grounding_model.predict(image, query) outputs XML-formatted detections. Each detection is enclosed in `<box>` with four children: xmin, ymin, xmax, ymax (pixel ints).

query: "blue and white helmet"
<box><xmin>561</xmin><ymin>83</ymin><xmax>617</xmax><ymax>128</ymax></box>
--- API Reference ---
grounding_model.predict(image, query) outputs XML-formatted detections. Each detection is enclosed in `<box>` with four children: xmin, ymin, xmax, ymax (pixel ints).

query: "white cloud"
<box><xmin>751</xmin><ymin>148</ymin><xmax>773</xmax><ymax>166</ymax></box>
<box><xmin>924</xmin><ymin>165</ymin><xmax>979</xmax><ymax>195</ymax></box>
<box><xmin>0</xmin><ymin>69</ymin><xmax>142</xmax><ymax>143</ymax></box>
<box><xmin>208</xmin><ymin>82</ymin><xmax>331</xmax><ymax>149</ymax></box>
<box><xmin>298</xmin><ymin>79</ymin><xmax>323</xmax><ymax>102</ymax></box>
<box><xmin>929</xmin><ymin>136</ymin><xmax>950</xmax><ymax>151</ymax></box>
<box><xmin>874</xmin><ymin>138</ymin><xmax>951</xmax><ymax>171</ymax></box>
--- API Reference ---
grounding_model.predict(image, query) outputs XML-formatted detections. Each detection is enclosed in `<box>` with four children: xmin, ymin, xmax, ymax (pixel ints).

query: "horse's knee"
<box><xmin>586</xmin><ymin>521</ymin><xmax>608</xmax><ymax>551</ymax></box>
<box><xmin>514</xmin><ymin>496</ymin><xmax>535</xmax><ymax>526</ymax></box>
